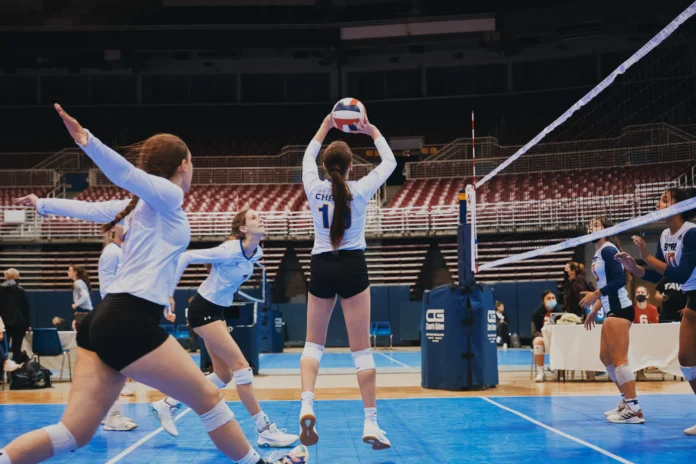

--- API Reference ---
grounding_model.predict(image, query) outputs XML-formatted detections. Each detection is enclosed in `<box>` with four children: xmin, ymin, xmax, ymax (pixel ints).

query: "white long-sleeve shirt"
<box><xmin>170</xmin><ymin>239</ymin><xmax>262</xmax><ymax>307</ymax></box>
<box><xmin>72</xmin><ymin>279</ymin><xmax>93</xmax><ymax>311</ymax></box>
<box><xmin>73</xmin><ymin>130</ymin><xmax>190</xmax><ymax>306</ymax></box>
<box><xmin>99</xmin><ymin>242</ymin><xmax>122</xmax><ymax>299</ymax></box>
<box><xmin>302</xmin><ymin>136</ymin><xmax>396</xmax><ymax>254</ymax></box>
<box><xmin>35</xmin><ymin>198</ymin><xmax>129</xmax><ymax>300</ymax></box>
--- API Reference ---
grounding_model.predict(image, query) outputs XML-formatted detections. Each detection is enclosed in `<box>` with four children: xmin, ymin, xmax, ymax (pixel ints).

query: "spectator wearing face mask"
<box><xmin>531</xmin><ymin>291</ymin><xmax>558</xmax><ymax>382</ymax></box>
<box><xmin>633</xmin><ymin>286</ymin><xmax>659</xmax><ymax>324</ymax></box>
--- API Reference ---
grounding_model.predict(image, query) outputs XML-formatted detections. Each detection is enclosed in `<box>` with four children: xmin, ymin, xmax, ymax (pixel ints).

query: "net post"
<box><xmin>458</xmin><ymin>187</ymin><xmax>475</xmax><ymax>287</ymax></box>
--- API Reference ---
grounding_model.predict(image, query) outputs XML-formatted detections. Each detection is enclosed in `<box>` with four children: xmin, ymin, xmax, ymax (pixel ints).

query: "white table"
<box><xmin>21</xmin><ymin>331</ymin><xmax>77</xmax><ymax>379</ymax></box>
<box><xmin>542</xmin><ymin>323</ymin><xmax>682</xmax><ymax>377</ymax></box>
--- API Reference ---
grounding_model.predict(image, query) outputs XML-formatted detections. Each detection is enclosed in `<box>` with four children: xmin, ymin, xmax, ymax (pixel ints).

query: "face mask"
<box><xmin>545</xmin><ymin>300</ymin><xmax>557</xmax><ymax>310</ymax></box>
<box><xmin>636</xmin><ymin>295</ymin><xmax>647</xmax><ymax>303</ymax></box>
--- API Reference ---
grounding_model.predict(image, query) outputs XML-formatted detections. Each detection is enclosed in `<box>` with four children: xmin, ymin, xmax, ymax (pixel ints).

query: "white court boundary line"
<box><xmin>105</xmin><ymin>407</ymin><xmax>193</xmax><ymax>464</ymax></box>
<box><xmin>480</xmin><ymin>397</ymin><xmax>633</xmax><ymax>464</ymax></box>
<box><xmin>375</xmin><ymin>351</ymin><xmax>417</xmax><ymax>370</ymax></box>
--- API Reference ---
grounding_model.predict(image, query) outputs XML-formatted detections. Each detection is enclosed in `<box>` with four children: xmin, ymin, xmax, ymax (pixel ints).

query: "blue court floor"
<box><xmin>1</xmin><ymin>394</ymin><xmax>692</xmax><ymax>463</ymax></box>
<box><xmin>255</xmin><ymin>348</ymin><xmax>546</xmax><ymax>374</ymax></box>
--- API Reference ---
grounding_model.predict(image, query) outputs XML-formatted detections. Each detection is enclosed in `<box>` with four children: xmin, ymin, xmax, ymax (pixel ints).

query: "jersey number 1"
<box><xmin>319</xmin><ymin>204</ymin><xmax>352</xmax><ymax>229</ymax></box>
<box><xmin>666</xmin><ymin>252</ymin><xmax>677</xmax><ymax>267</ymax></box>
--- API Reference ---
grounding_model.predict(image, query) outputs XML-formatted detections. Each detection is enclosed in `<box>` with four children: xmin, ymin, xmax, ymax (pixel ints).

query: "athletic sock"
<box><xmin>253</xmin><ymin>410</ymin><xmax>271</xmax><ymax>432</ymax></box>
<box><xmin>625</xmin><ymin>398</ymin><xmax>641</xmax><ymax>411</ymax></box>
<box><xmin>364</xmin><ymin>407</ymin><xmax>377</xmax><ymax>424</ymax></box>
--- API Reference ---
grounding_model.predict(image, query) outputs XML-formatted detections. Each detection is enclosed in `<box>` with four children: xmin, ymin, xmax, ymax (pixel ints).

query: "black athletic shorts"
<box><xmin>88</xmin><ymin>293</ymin><xmax>169</xmax><ymax>371</ymax></box>
<box><xmin>75</xmin><ymin>310</ymin><xmax>96</xmax><ymax>352</ymax></box>
<box><xmin>308</xmin><ymin>249</ymin><xmax>370</xmax><ymax>299</ymax></box>
<box><xmin>685</xmin><ymin>290</ymin><xmax>696</xmax><ymax>311</ymax></box>
<box><xmin>188</xmin><ymin>293</ymin><xmax>226</xmax><ymax>329</ymax></box>
<box><xmin>606</xmin><ymin>305</ymin><xmax>635</xmax><ymax>323</ymax></box>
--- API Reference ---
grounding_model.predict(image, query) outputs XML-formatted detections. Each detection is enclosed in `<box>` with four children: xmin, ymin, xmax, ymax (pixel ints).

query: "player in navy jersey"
<box><xmin>581</xmin><ymin>217</ymin><xmax>644</xmax><ymax>424</ymax></box>
<box><xmin>299</xmin><ymin>114</ymin><xmax>396</xmax><ymax>450</ymax></box>
<box><xmin>616</xmin><ymin>187</ymin><xmax>696</xmax><ymax>435</ymax></box>
<box><xmin>2</xmin><ymin>105</ymin><xmax>308</xmax><ymax>464</ymax></box>
<box><xmin>152</xmin><ymin>209</ymin><xmax>299</xmax><ymax>448</ymax></box>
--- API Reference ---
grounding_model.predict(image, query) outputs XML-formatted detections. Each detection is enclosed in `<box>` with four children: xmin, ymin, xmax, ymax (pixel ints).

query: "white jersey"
<box><xmin>659</xmin><ymin>221</ymin><xmax>696</xmax><ymax>291</ymax></box>
<box><xmin>98</xmin><ymin>242</ymin><xmax>122</xmax><ymax>299</ymax></box>
<box><xmin>170</xmin><ymin>239</ymin><xmax>263</xmax><ymax>307</ymax></box>
<box><xmin>74</xmin><ymin>130</ymin><xmax>190</xmax><ymax>306</ymax></box>
<box><xmin>591</xmin><ymin>242</ymin><xmax>631</xmax><ymax>313</ymax></box>
<box><xmin>302</xmin><ymin>137</ymin><xmax>396</xmax><ymax>255</ymax></box>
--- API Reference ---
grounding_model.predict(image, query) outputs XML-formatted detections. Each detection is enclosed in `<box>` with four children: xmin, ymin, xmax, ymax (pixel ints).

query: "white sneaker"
<box><xmin>502</xmin><ymin>343</ymin><xmax>508</xmax><ymax>350</ymax></box>
<box><xmin>258</xmin><ymin>423</ymin><xmax>299</xmax><ymax>448</ymax></box>
<box><xmin>120</xmin><ymin>384</ymin><xmax>135</xmax><ymax>396</ymax></box>
<box><xmin>535</xmin><ymin>371</ymin><xmax>545</xmax><ymax>382</ymax></box>
<box><xmin>607</xmin><ymin>405</ymin><xmax>645</xmax><ymax>424</ymax></box>
<box><xmin>604</xmin><ymin>400</ymin><xmax>627</xmax><ymax>417</ymax></box>
<box><xmin>103</xmin><ymin>412</ymin><xmax>138</xmax><ymax>431</ymax></box>
<box><xmin>362</xmin><ymin>420</ymin><xmax>391</xmax><ymax>450</ymax></box>
<box><xmin>151</xmin><ymin>399</ymin><xmax>179</xmax><ymax>437</ymax></box>
<box><xmin>684</xmin><ymin>424</ymin><xmax>696</xmax><ymax>435</ymax></box>
<box><xmin>266</xmin><ymin>445</ymin><xmax>309</xmax><ymax>464</ymax></box>
<box><xmin>3</xmin><ymin>360</ymin><xmax>19</xmax><ymax>372</ymax></box>
<box><xmin>299</xmin><ymin>412</ymin><xmax>319</xmax><ymax>446</ymax></box>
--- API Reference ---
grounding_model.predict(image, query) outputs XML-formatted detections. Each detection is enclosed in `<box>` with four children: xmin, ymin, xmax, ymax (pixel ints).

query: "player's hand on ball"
<box><xmin>322</xmin><ymin>114</ymin><xmax>335</xmax><ymax>131</ymax></box>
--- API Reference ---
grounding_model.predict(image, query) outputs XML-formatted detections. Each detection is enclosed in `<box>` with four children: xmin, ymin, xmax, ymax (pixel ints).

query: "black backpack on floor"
<box><xmin>10</xmin><ymin>360</ymin><xmax>52</xmax><ymax>390</ymax></box>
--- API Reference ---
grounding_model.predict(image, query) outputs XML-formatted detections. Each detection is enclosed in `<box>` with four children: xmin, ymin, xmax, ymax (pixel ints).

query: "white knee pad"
<box><xmin>0</xmin><ymin>449</ymin><xmax>12</xmax><ymax>464</ymax></box>
<box><xmin>533</xmin><ymin>344</ymin><xmax>545</xmax><ymax>356</ymax></box>
<box><xmin>615</xmin><ymin>364</ymin><xmax>634</xmax><ymax>386</ymax></box>
<box><xmin>351</xmin><ymin>348</ymin><xmax>376</xmax><ymax>372</ymax></box>
<box><xmin>42</xmin><ymin>422</ymin><xmax>77</xmax><ymax>456</ymax></box>
<box><xmin>301</xmin><ymin>342</ymin><xmax>324</xmax><ymax>363</ymax></box>
<box><xmin>233</xmin><ymin>367</ymin><xmax>253</xmax><ymax>385</ymax></box>
<box><xmin>200</xmin><ymin>400</ymin><xmax>235</xmax><ymax>433</ymax></box>
<box><xmin>681</xmin><ymin>366</ymin><xmax>696</xmax><ymax>381</ymax></box>
<box><xmin>606</xmin><ymin>364</ymin><xmax>617</xmax><ymax>383</ymax></box>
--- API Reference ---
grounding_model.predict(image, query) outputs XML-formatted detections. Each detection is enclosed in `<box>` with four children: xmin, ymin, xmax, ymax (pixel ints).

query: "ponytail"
<box><xmin>102</xmin><ymin>197</ymin><xmax>138</xmax><ymax>234</ymax></box>
<box><xmin>322</xmin><ymin>140</ymin><xmax>354</xmax><ymax>251</ymax></box>
<box><xmin>329</xmin><ymin>168</ymin><xmax>351</xmax><ymax>251</ymax></box>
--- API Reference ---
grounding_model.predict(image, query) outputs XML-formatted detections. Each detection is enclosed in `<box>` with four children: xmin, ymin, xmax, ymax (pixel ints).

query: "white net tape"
<box><xmin>478</xmin><ymin>193</ymin><xmax>696</xmax><ymax>271</ymax></box>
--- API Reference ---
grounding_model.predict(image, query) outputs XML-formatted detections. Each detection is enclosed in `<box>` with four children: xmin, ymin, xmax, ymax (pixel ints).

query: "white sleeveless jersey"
<box><xmin>303</xmin><ymin>137</ymin><xmax>396</xmax><ymax>255</ymax></box>
<box><xmin>591</xmin><ymin>242</ymin><xmax>632</xmax><ymax>313</ymax></box>
<box><xmin>659</xmin><ymin>221</ymin><xmax>696</xmax><ymax>291</ymax></box>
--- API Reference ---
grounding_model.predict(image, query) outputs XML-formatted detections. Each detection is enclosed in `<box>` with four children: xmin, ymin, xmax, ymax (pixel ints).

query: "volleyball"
<box><xmin>332</xmin><ymin>97</ymin><xmax>366</xmax><ymax>133</ymax></box>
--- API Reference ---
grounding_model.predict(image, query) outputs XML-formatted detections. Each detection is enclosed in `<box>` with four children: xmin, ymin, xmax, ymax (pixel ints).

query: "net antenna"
<box><xmin>468</xmin><ymin>110</ymin><xmax>479</xmax><ymax>274</ymax></box>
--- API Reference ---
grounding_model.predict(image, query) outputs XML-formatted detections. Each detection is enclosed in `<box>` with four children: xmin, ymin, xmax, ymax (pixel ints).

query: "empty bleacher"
<box><xmin>440</xmin><ymin>239</ymin><xmax>575</xmax><ymax>285</ymax></box>
<box><xmin>0</xmin><ymin>245</ymin><xmax>284</xmax><ymax>292</ymax></box>
<box><xmin>0</xmin><ymin>187</ymin><xmax>52</xmax><ymax>206</ymax></box>
<box><xmin>295</xmin><ymin>244</ymin><xmax>429</xmax><ymax>289</ymax></box>
<box><xmin>390</xmin><ymin>163</ymin><xmax>691</xmax><ymax>208</ymax></box>
<box><xmin>75</xmin><ymin>185</ymin><xmax>306</xmax><ymax>213</ymax></box>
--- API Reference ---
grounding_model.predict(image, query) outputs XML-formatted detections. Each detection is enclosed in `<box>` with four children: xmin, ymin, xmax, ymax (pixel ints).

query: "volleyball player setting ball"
<box><xmin>152</xmin><ymin>209</ymin><xmax>299</xmax><ymax>448</ymax></box>
<box><xmin>0</xmin><ymin>104</ymin><xmax>308</xmax><ymax>464</ymax></box>
<box><xmin>615</xmin><ymin>187</ymin><xmax>696</xmax><ymax>435</ymax></box>
<box><xmin>299</xmin><ymin>99</ymin><xmax>397</xmax><ymax>450</ymax></box>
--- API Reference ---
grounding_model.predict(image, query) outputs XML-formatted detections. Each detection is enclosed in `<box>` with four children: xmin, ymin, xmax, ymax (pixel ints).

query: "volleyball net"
<box><xmin>466</xmin><ymin>1</ymin><xmax>696</xmax><ymax>277</ymax></box>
